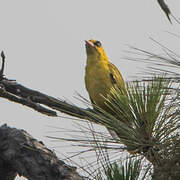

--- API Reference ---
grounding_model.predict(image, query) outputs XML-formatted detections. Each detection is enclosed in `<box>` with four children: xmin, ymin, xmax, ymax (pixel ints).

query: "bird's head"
<box><xmin>85</xmin><ymin>39</ymin><xmax>108</xmax><ymax>61</ymax></box>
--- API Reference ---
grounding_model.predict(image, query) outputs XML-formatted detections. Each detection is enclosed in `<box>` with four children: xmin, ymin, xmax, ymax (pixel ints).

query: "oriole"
<box><xmin>85</xmin><ymin>39</ymin><xmax>125</xmax><ymax>139</ymax></box>
<box><xmin>85</xmin><ymin>39</ymin><xmax>125</xmax><ymax>111</ymax></box>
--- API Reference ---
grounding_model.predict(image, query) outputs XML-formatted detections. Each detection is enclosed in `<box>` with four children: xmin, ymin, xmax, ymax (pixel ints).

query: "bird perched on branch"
<box><xmin>85</xmin><ymin>39</ymin><xmax>125</xmax><ymax>110</ymax></box>
<box><xmin>84</xmin><ymin>39</ymin><xmax>125</xmax><ymax>138</ymax></box>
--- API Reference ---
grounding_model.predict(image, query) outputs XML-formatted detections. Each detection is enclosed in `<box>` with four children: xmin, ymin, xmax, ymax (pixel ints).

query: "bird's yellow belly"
<box><xmin>85</xmin><ymin>64</ymin><xmax>113</xmax><ymax>109</ymax></box>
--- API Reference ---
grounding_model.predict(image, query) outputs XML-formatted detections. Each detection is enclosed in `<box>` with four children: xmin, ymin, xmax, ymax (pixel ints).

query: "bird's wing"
<box><xmin>108</xmin><ymin>62</ymin><xmax>125</xmax><ymax>89</ymax></box>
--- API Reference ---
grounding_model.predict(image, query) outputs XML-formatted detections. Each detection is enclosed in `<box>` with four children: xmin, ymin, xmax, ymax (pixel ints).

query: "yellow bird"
<box><xmin>85</xmin><ymin>39</ymin><xmax>125</xmax><ymax>112</ymax></box>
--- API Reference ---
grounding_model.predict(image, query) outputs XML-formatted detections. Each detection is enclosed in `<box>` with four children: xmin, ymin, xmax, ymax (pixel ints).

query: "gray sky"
<box><xmin>0</xmin><ymin>0</ymin><xmax>180</xmax><ymax>179</ymax></box>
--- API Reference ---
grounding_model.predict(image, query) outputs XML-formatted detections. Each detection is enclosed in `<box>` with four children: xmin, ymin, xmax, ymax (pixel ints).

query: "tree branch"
<box><xmin>0</xmin><ymin>52</ymin><xmax>95</xmax><ymax>122</ymax></box>
<box><xmin>0</xmin><ymin>124</ymin><xmax>84</xmax><ymax>180</ymax></box>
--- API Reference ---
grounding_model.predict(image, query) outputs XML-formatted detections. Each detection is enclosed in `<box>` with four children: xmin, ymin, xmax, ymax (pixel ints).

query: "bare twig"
<box><xmin>0</xmin><ymin>51</ymin><xmax>5</xmax><ymax>80</ymax></box>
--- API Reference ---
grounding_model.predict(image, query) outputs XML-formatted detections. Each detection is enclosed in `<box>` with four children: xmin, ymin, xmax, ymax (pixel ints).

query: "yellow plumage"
<box><xmin>85</xmin><ymin>39</ymin><xmax>125</xmax><ymax>110</ymax></box>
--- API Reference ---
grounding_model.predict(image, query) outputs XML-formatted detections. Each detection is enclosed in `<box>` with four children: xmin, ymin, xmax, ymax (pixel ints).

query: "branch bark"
<box><xmin>0</xmin><ymin>124</ymin><xmax>84</xmax><ymax>180</ymax></box>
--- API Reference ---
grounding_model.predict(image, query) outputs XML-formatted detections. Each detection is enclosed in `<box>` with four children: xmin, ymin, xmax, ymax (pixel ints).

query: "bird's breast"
<box><xmin>85</xmin><ymin>62</ymin><xmax>113</xmax><ymax>109</ymax></box>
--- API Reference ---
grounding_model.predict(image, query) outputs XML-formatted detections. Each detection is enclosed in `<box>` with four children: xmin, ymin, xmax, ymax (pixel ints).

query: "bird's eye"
<box><xmin>94</xmin><ymin>41</ymin><xmax>101</xmax><ymax>47</ymax></box>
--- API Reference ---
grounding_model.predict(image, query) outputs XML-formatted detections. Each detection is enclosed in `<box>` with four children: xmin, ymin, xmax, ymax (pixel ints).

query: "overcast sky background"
<box><xmin>0</xmin><ymin>1</ymin><xmax>180</xmax><ymax>179</ymax></box>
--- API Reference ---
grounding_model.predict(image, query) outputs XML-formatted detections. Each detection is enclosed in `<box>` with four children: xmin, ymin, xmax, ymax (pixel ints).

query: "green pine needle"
<box><xmin>84</xmin><ymin>76</ymin><xmax>177</xmax><ymax>155</ymax></box>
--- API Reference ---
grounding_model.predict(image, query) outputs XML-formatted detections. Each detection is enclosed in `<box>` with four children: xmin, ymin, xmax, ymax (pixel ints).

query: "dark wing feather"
<box><xmin>108</xmin><ymin>62</ymin><xmax>125</xmax><ymax>89</ymax></box>
<box><xmin>109</xmin><ymin>73</ymin><xmax>116</xmax><ymax>84</ymax></box>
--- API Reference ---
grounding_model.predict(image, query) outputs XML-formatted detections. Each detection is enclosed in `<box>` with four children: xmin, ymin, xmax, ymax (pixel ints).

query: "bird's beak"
<box><xmin>85</xmin><ymin>40</ymin><xmax>94</xmax><ymax>47</ymax></box>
